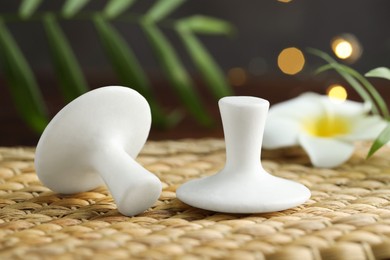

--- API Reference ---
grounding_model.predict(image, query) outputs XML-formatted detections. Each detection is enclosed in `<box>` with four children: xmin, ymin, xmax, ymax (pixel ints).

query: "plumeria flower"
<box><xmin>263</xmin><ymin>92</ymin><xmax>387</xmax><ymax>168</ymax></box>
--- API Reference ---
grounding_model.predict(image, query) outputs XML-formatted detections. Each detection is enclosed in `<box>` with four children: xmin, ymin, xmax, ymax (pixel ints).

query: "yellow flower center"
<box><xmin>303</xmin><ymin>115</ymin><xmax>351</xmax><ymax>137</ymax></box>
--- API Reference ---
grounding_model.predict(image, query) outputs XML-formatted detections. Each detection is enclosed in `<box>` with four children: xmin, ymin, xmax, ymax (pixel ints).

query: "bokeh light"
<box><xmin>331</xmin><ymin>34</ymin><xmax>362</xmax><ymax>63</ymax></box>
<box><xmin>327</xmin><ymin>84</ymin><xmax>348</xmax><ymax>103</ymax></box>
<box><xmin>333</xmin><ymin>40</ymin><xmax>353</xmax><ymax>59</ymax></box>
<box><xmin>277</xmin><ymin>47</ymin><xmax>305</xmax><ymax>75</ymax></box>
<box><xmin>227</xmin><ymin>67</ymin><xmax>247</xmax><ymax>87</ymax></box>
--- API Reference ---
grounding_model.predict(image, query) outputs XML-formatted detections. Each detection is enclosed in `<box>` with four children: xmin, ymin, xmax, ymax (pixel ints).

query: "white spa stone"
<box><xmin>177</xmin><ymin>96</ymin><xmax>311</xmax><ymax>213</ymax></box>
<box><xmin>35</xmin><ymin>86</ymin><xmax>161</xmax><ymax>216</ymax></box>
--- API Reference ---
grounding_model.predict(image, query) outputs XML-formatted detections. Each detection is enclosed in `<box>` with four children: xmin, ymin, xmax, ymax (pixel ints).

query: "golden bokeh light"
<box><xmin>331</xmin><ymin>34</ymin><xmax>362</xmax><ymax>63</ymax></box>
<box><xmin>278</xmin><ymin>0</ymin><xmax>292</xmax><ymax>3</ymax></box>
<box><xmin>327</xmin><ymin>84</ymin><xmax>348</xmax><ymax>103</ymax></box>
<box><xmin>277</xmin><ymin>47</ymin><xmax>305</xmax><ymax>75</ymax></box>
<box><xmin>332</xmin><ymin>39</ymin><xmax>353</xmax><ymax>59</ymax></box>
<box><xmin>227</xmin><ymin>67</ymin><xmax>247</xmax><ymax>87</ymax></box>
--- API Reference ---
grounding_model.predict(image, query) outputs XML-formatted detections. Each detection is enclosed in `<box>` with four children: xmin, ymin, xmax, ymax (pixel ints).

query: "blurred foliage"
<box><xmin>0</xmin><ymin>0</ymin><xmax>235</xmax><ymax>132</ymax></box>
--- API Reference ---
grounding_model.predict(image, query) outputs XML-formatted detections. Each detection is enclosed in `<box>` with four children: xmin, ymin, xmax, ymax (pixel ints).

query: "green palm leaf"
<box><xmin>177</xmin><ymin>21</ymin><xmax>233</xmax><ymax>99</ymax></box>
<box><xmin>337</xmin><ymin>64</ymin><xmax>389</xmax><ymax>119</ymax></box>
<box><xmin>308</xmin><ymin>48</ymin><xmax>380</xmax><ymax>115</ymax></box>
<box><xmin>104</xmin><ymin>0</ymin><xmax>137</xmax><ymax>19</ymax></box>
<box><xmin>19</xmin><ymin>0</ymin><xmax>43</xmax><ymax>19</ymax></box>
<box><xmin>141</xmin><ymin>21</ymin><xmax>213</xmax><ymax>126</ymax></box>
<box><xmin>0</xmin><ymin>19</ymin><xmax>48</xmax><ymax>132</ymax></box>
<box><xmin>145</xmin><ymin>0</ymin><xmax>185</xmax><ymax>22</ymax></box>
<box><xmin>94</xmin><ymin>15</ymin><xmax>181</xmax><ymax>128</ymax></box>
<box><xmin>367</xmin><ymin>123</ymin><xmax>390</xmax><ymax>158</ymax></box>
<box><xmin>365</xmin><ymin>67</ymin><xmax>390</xmax><ymax>80</ymax></box>
<box><xmin>43</xmin><ymin>13</ymin><xmax>88</xmax><ymax>102</ymax></box>
<box><xmin>62</xmin><ymin>0</ymin><xmax>90</xmax><ymax>18</ymax></box>
<box><xmin>178</xmin><ymin>15</ymin><xmax>235</xmax><ymax>35</ymax></box>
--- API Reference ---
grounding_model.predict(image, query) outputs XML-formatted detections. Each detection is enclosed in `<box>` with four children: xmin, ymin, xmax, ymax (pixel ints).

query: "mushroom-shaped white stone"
<box><xmin>177</xmin><ymin>96</ymin><xmax>311</xmax><ymax>213</ymax></box>
<box><xmin>35</xmin><ymin>86</ymin><xmax>161</xmax><ymax>216</ymax></box>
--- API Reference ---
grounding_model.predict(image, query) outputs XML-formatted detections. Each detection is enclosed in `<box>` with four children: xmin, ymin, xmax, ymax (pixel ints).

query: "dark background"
<box><xmin>1</xmin><ymin>0</ymin><xmax>390</xmax><ymax>145</ymax></box>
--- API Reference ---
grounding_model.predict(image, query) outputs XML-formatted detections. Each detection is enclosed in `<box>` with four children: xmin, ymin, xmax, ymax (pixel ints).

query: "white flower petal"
<box><xmin>341</xmin><ymin>116</ymin><xmax>388</xmax><ymax>141</ymax></box>
<box><xmin>320</xmin><ymin>96</ymin><xmax>368</xmax><ymax>118</ymax></box>
<box><xmin>298</xmin><ymin>133</ymin><xmax>354</xmax><ymax>168</ymax></box>
<box><xmin>263</xmin><ymin>118</ymin><xmax>300</xmax><ymax>148</ymax></box>
<box><xmin>265</xmin><ymin>92</ymin><xmax>378</xmax><ymax>167</ymax></box>
<box><xmin>269</xmin><ymin>93</ymin><xmax>325</xmax><ymax>120</ymax></box>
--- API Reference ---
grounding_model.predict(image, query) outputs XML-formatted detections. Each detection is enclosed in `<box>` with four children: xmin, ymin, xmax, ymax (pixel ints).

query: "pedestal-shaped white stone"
<box><xmin>177</xmin><ymin>96</ymin><xmax>311</xmax><ymax>213</ymax></box>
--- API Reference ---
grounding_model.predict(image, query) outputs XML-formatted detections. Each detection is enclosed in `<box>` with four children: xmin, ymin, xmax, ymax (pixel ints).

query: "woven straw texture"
<box><xmin>1</xmin><ymin>139</ymin><xmax>390</xmax><ymax>260</ymax></box>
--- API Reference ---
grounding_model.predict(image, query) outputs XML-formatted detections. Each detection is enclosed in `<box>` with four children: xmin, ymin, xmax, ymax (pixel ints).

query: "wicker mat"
<box><xmin>1</xmin><ymin>139</ymin><xmax>390</xmax><ymax>259</ymax></box>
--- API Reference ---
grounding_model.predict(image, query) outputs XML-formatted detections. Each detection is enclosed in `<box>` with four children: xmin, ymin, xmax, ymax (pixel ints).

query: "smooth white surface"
<box><xmin>177</xmin><ymin>96</ymin><xmax>311</xmax><ymax>213</ymax></box>
<box><xmin>35</xmin><ymin>86</ymin><xmax>161</xmax><ymax>216</ymax></box>
<box><xmin>298</xmin><ymin>133</ymin><xmax>354</xmax><ymax>168</ymax></box>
